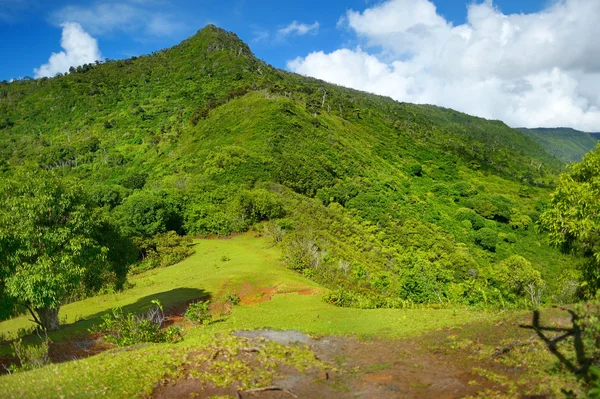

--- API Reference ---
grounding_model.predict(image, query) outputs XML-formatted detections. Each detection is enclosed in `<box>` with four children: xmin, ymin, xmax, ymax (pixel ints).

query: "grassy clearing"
<box><xmin>0</xmin><ymin>233</ymin><xmax>494</xmax><ymax>398</ymax></box>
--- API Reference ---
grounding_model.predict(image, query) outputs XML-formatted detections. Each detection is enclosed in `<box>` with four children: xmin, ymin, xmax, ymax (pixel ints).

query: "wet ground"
<box><xmin>152</xmin><ymin>328</ymin><xmax>511</xmax><ymax>399</ymax></box>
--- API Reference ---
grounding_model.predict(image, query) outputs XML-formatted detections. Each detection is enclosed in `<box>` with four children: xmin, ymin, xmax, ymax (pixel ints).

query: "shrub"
<box><xmin>509</xmin><ymin>214</ymin><xmax>532</xmax><ymax>230</ymax></box>
<box><xmin>451</xmin><ymin>182</ymin><xmax>477</xmax><ymax>198</ymax></box>
<box><xmin>474</xmin><ymin>228</ymin><xmax>497</xmax><ymax>251</ymax></box>
<box><xmin>466</xmin><ymin>195</ymin><xmax>512</xmax><ymax>222</ymax></box>
<box><xmin>233</xmin><ymin>189</ymin><xmax>285</xmax><ymax>225</ymax></box>
<box><xmin>281</xmin><ymin>230</ymin><xmax>324</xmax><ymax>271</ymax></box>
<box><xmin>95</xmin><ymin>301</ymin><xmax>181</xmax><ymax>346</ymax></box>
<box><xmin>116</xmin><ymin>191</ymin><xmax>183</xmax><ymax>237</ymax></box>
<box><xmin>501</xmin><ymin>232</ymin><xmax>517</xmax><ymax>243</ymax></box>
<box><xmin>133</xmin><ymin>231</ymin><xmax>194</xmax><ymax>273</ymax></box>
<box><xmin>493</xmin><ymin>255</ymin><xmax>545</xmax><ymax>306</ymax></box>
<box><xmin>455</xmin><ymin>208</ymin><xmax>486</xmax><ymax>230</ymax></box>
<box><xmin>185</xmin><ymin>301</ymin><xmax>212</xmax><ymax>325</ymax></box>
<box><xmin>226</xmin><ymin>292</ymin><xmax>241</xmax><ymax>306</ymax></box>
<box><xmin>121</xmin><ymin>173</ymin><xmax>148</xmax><ymax>190</ymax></box>
<box><xmin>405</xmin><ymin>162</ymin><xmax>423</xmax><ymax>177</ymax></box>
<box><xmin>576</xmin><ymin>294</ymin><xmax>600</xmax><ymax>367</ymax></box>
<box><xmin>184</xmin><ymin>203</ymin><xmax>238</xmax><ymax>236</ymax></box>
<box><xmin>11</xmin><ymin>336</ymin><xmax>50</xmax><ymax>371</ymax></box>
<box><xmin>461</xmin><ymin>219</ymin><xmax>473</xmax><ymax>230</ymax></box>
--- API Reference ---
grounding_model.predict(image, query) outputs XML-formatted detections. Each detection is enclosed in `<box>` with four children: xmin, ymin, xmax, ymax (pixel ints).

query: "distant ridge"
<box><xmin>518</xmin><ymin>127</ymin><xmax>598</xmax><ymax>163</ymax></box>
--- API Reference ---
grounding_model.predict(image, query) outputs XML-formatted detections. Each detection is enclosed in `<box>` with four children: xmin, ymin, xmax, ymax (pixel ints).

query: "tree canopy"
<box><xmin>539</xmin><ymin>144</ymin><xmax>600</xmax><ymax>295</ymax></box>
<box><xmin>0</xmin><ymin>170</ymin><xmax>133</xmax><ymax>330</ymax></box>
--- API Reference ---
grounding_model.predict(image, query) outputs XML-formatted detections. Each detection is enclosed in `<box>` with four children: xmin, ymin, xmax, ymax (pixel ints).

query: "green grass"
<box><xmin>0</xmin><ymin>233</ymin><xmax>319</xmax><ymax>341</ymax></box>
<box><xmin>0</xmin><ymin>234</ymin><xmax>493</xmax><ymax>398</ymax></box>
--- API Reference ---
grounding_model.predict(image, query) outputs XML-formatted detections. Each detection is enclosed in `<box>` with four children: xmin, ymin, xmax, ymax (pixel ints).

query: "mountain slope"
<box><xmin>518</xmin><ymin>127</ymin><xmax>599</xmax><ymax>163</ymax></box>
<box><xmin>0</xmin><ymin>25</ymin><xmax>581</xmax><ymax>309</ymax></box>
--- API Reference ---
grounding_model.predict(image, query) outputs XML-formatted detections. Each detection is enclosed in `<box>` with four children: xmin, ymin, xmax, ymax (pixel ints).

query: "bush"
<box><xmin>474</xmin><ymin>228</ymin><xmax>497</xmax><ymax>251</ymax></box>
<box><xmin>455</xmin><ymin>208</ymin><xmax>486</xmax><ymax>230</ymax></box>
<box><xmin>451</xmin><ymin>182</ymin><xmax>477</xmax><ymax>198</ymax></box>
<box><xmin>233</xmin><ymin>189</ymin><xmax>284</xmax><ymax>224</ymax></box>
<box><xmin>281</xmin><ymin>230</ymin><xmax>324</xmax><ymax>271</ymax></box>
<box><xmin>493</xmin><ymin>255</ymin><xmax>545</xmax><ymax>306</ymax></box>
<box><xmin>116</xmin><ymin>191</ymin><xmax>183</xmax><ymax>237</ymax></box>
<box><xmin>88</xmin><ymin>184</ymin><xmax>130</xmax><ymax>209</ymax></box>
<box><xmin>133</xmin><ymin>231</ymin><xmax>194</xmax><ymax>273</ymax></box>
<box><xmin>226</xmin><ymin>292</ymin><xmax>241</xmax><ymax>305</ymax></box>
<box><xmin>185</xmin><ymin>301</ymin><xmax>212</xmax><ymax>325</ymax></box>
<box><xmin>11</xmin><ymin>336</ymin><xmax>50</xmax><ymax>372</ymax></box>
<box><xmin>576</xmin><ymin>294</ymin><xmax>600</xmax><ymax>367</ymax></box>
<box><xmin>95</xmin><ymin>301</ymin><xmax>181</xmax><ymax>346</ymax></box>
<box><xmin>500</xmin><ymin>232</ymin><xmax>517</xmax><ymax>243</ymax></box>
<box><xmin>405</xmin><ymin>162</ymin><xmax>423</xmax><ymax>177</ymax></box>
<box><xmin>121</xmin><ymin>173</ymin><xmax>148</xmax><ymax>190</ymax></box>
<box><xmin>466</xmin><ymin>195</ymin><xmax>513</xmax><ymax>222</ymax></box>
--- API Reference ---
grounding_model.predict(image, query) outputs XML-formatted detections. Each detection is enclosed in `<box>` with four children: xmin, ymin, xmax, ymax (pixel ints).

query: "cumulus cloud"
<box><xmin>50</xmin><ymin>1</ymin><xmax>184</xmax><ymax>37</ymax></box>
<box><xmin>34</xmin><ymin>22</ymin><xmax>103</xmax><ymax>78</ymax></box>
<box><xmin>279</xmin><ymin>21</ymin><xmax>320</xmax><ymax>37</ymax></box>
<box><xmin>288</xmin><ymin>0</ymin><xmax>600</xmax><ymax>131</ymax></box>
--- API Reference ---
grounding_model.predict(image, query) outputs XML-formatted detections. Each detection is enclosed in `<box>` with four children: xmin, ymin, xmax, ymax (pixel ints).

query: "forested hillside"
<box><xmin>0</xmin><ymin>25</ymin><xmax>583</xmax><ymax>319</ymax></box>
<box><xmin>518</xmin><ymin>127</ymin><xmax>599</xmax><ymax>163</ymax></box>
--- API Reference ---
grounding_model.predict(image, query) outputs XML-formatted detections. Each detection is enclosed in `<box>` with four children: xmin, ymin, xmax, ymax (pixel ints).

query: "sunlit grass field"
<box><xmin>0</xmin><ymin>234</ymin><xmax>493</xmax><ymax>398</ymax></box>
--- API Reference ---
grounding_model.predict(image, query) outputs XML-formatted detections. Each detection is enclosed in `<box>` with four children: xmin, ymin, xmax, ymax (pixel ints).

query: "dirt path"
<box><xmin>150</xmin><ymin>331</ymin><xmax>541</xmax><ymax>398</ymax></box>
<box><xmin>151</xmin><ymin>331</ymin><xmax>494</xmax><ymax>399</ymax></box>
<box><xmin>152</xmin><ymin>308</ymin><xmax>583</xmax><ymax>398</ymax></box>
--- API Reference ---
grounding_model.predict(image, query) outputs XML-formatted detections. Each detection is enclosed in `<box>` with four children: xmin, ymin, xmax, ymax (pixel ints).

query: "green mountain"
<box><xmin>0</xmin><ymin>25</ymin><xmax>581</xmax><ymax>309</ymax></box>
<box><xmin>518</xmin><ymin>127</ymin><xmax>599</xmax><ymax>163</ymax></box>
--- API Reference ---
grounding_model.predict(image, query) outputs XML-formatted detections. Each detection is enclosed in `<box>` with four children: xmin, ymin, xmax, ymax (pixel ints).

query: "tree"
<box><xmin>0</xmin><ymin>170</ymin><xmax>132</xmax><ymax>331</ymax></box>
<box><xmin>539</xmin><ymin>145</ymin><xmax>600</xmax><ymax>295</ymax></box>
<box><xmin>115</xmin><ymin>190</ymin><xmax>183</xmax><ymax>238</ymax></box>
<box><xmin>494</xmin><ymin>255</ymin><xmax>545</xmax><ymax>307</ymax></box>
<box><xmin>474</xmin><ymin>228</ymin><xmax>497</xmax><ymax>251</ymax></box>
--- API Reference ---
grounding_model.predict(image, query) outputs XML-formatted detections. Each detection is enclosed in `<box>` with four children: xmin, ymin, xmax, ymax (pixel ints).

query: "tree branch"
<box><xmin>18</xmin><ymin>303</ymin><xmax>43</xmax><ymax>328</ymax></box>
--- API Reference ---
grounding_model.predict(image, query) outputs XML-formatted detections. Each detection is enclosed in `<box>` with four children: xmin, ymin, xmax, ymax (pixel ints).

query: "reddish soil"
<box><xmin>0</xmin><ymin>297</ymin><xmax>202</xmax><ymax>374</ymax></box>
<box><xmin>150</xmin><ymin>332</ymin><xmax>502</xmax><ymax>399</ymax></box>
<box><xmin>151</xmin><ymin>309</ymin><xmax>577</xmax><ymax>398</ymax></box>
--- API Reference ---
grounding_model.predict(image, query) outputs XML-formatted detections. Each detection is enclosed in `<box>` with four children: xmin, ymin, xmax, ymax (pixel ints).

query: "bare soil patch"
<box><xmin>152</xmin><ymin>309</ymin><xmax>579</xmax><ymax>398</ymax></box>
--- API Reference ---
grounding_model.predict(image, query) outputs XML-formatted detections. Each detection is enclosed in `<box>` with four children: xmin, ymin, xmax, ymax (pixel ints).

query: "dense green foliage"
<box><xmin>519</xmin><ymin>127</ymin><xmax>599</xmax><ymax>164</ymax></box>
<box><xmin>10</xmin><ymin>337</ymin><xmax>50</xmax><ymax>372</ymax></box>
<box><xmin>94</xmin><ymin>302</ymin><xmax>181</xmax><ymax>346</ymax></box>
<box><xmin>0</xmin><ymin>170</ymin><xmax>135</xmax><ymax>330</ymax></box>
<box><xmin>540</xmin><ymin>146</ymin><xmax>600</xmax><ymax>296</ymax></box>
<box><xmin>184</xmin><ymin>301</ymin><xmax>213</xmax><ymax>325</ymax></box>
<box><xmin>0</xmin><ymin>25</ymin><xmax>584</xmax><ymax>314</ymax></box>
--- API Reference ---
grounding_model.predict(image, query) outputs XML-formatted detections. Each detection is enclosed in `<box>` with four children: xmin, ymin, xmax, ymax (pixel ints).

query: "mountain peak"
<box><xmin>176</xmin><ymin>24</ymin><xmax>255</xmax><ymax>59</ymax></box>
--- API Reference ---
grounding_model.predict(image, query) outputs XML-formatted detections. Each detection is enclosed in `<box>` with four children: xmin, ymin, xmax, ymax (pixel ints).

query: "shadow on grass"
<box><xmin>5</xmin><ymin>287</ymin><xmax>210</xmax><ymax>348</ymax></box>
<box><xmin>66</xmin><ymin>287</ymin><xmax>210</xmax><ymax>334</ymax></box>
<box><xmin>520</xmin><ymin>309</ymin><xmax>591</xmax><ymax>379</ymax></box>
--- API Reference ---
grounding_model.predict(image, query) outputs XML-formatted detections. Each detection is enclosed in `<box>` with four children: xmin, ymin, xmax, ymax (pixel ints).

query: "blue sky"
<box><xmin>0</xmin><ymin>0</ymin><xmax>546</xmax><ymax>81</ymax></box>
<box><xmin>2</xmin><ymin>0</ymin><xmax>600</xmax><ymax>131</ymax></box>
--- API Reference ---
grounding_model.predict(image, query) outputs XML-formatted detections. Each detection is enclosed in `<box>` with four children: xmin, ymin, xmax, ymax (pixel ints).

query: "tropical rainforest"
<box><xmin>0</xmin><ymin>26</ymin><xmax>599</xmax><ymax>398</ymax></box>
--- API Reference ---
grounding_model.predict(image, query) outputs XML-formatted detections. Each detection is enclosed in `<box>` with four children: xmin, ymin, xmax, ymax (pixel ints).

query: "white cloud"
<box><xmin>279</xmin><ymin>21</ymin><xmax>320</xmax><ymax>37</ymax></box>
<box><xmin>34</xmin><ymin>22</ymin><xmax>103</xmax><ymax>78</ymax></box>
<box><xmin>251</xmin><ymin>27</ymin><xmax>270</xmax><ymax>43</ymax></box>
<box><xmin>50</xmin><ymin>1</ymin><xmax>184</xmax><ymax>37</ymax></box>
<box><xmin>288</xmin><ymin>0</ymin><xmax>600</xmax><ymax>131</ymax></box>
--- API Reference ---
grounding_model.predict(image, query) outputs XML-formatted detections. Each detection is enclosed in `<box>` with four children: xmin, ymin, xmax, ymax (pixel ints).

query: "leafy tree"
<box><xmin>474</xmin><ymin>228</ymin><xmax>498</xmax><ymax>251</ymax></box>
<box><xmin>493</xmin><ymin>255</ymin><xmax>545</xmax><ymax>306</ymax></box>
<box><xmin>0</xmin><ymin>170</ymin><xmax>132</xmax><ymax>331</ymax></box>
<box><xmin>539</xmin><ymin>146</ymin><xmax>600</xmax><ymax>294</ymax></box>
<box><xmin>115</xmin><ymin>190</ymin><xmax>183</xmax><ymax>238</ymax></box>
<box><xmin>455</xmin><ymin>208</ymin><xmax>486</xmax><ymax>230</ymax></box>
